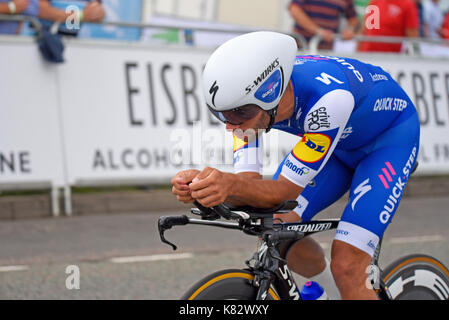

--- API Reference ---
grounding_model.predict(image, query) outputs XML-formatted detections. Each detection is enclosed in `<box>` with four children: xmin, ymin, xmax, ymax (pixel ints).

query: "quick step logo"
<box><xmin>378</xmin><ymin>147</ymin><xmax>417</xmax><ymax>225</ymax></box>
<box><xmin>378</xmin><ymin>161</ymin><xmax>400</xmax><ymax>224</ymax></box>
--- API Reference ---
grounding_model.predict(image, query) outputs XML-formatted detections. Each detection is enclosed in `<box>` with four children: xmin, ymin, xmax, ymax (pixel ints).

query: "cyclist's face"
<box><xmin>225</xmin><ymin>109</ymin><xmax>269</xmax><ymax>132</ymax></box>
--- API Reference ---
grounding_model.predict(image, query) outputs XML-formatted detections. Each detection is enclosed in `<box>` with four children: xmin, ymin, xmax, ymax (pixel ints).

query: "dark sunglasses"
<box><xmin>207</xmin><ymin>104</ymin><xmax>262</xmax><ymax>125</ymax></box>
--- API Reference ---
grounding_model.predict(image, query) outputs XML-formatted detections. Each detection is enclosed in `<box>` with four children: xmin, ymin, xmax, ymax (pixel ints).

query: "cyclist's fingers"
<box><xmin>191</xmin><ymin>184</ymin><xmax>218</xmax><ymax>199</ymax></box>
<box><xmin>190</xmin><ymin>188</ymin><xmax>205</xmax><ymax>199</ymax></box>
<box><xmin>189</xmin><ymin>179</ymin><xmax>209</xmax><ymax>191</ymax></box>
<box><xmin>196</xmin><ymin>194</ymin><xmax>222</xmax><ymax>208</ymax></box>
<box><xmin>171</xmin><ymin>169</ymin><xmax>200</xmax><ymax>187</ymax></box>
<box><xmin>177</xmin><ymin>195</ymin><xmax>195</xmax><ymax>203</ymax></box>
<box><xmin>172</xmin><ymin>179</ymin><xmax>191</xmax><ymax>193</ymax></box>
<box><xmin>172</xmin><ymin>185</ymin><xmax>191</xmax><ymax>197</ymax></box>
<box><xmin>194</xmin><ymin>167</ymin><xmax>215</xmax><ymax>181</ymax></box>
<box><xmin>172</xmin><ymin>183</ymin><xmax>191</xmax><ymax>192</ymax></box>
<box><xmin>190</xmin><ymin>169</ymin><xmax>218</xmax><ymax>191</ymax></box>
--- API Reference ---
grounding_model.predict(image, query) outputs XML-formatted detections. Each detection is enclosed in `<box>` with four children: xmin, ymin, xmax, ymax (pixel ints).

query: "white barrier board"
<box><xmin>0</xmin><ymin>41</ymin><xmax>65</xmax><ymax>188</ymax></box>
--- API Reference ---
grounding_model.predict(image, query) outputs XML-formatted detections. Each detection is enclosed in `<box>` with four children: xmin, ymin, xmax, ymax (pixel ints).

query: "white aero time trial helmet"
<box><xmin>203</xmin><ymin>31</ymin><xmax>297</xmax><ymax>132</ymax></box>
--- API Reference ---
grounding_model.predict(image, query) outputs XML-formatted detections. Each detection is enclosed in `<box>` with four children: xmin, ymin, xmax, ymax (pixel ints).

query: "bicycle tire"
<box><xmin>383</xmin><ymin>254</ymin><xmax>449</xmax><ymax>300</ymax></box>
<box><xmin>181</xmin><ymin>269</ymin><xmax>280</xmax><ymax>300</ymax></box>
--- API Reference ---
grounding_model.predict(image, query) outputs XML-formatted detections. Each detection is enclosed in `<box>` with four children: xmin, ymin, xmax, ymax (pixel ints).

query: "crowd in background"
<box><xmin>0</xmin><ymin>0</ymin><xmax>448</xmax><ymax>53</ymax></box>
<box><xmin>289</xmin><ymin>0</ymin><xmax>449</xmax><ymax>52</ymax></box>
<box><xmin>0</xmin><ymin>0</ymin><xmax>105</xmax><ymax>35</ymax></box>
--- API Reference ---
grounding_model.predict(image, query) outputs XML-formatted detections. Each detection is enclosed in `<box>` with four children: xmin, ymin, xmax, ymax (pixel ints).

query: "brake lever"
<box><xmin>159</xmin><ymin>229</ymin><xmax>177</xmax><ymax>251</ymax></box>
<box><xmin>158</xmin><ymin>218</ymin><xmax>177</xmax><ymax>251</ymax></box>
<box><xmin>158</xmin><ymin>215</ymin><xmax>189</xmax><ymax>251</ymax></box>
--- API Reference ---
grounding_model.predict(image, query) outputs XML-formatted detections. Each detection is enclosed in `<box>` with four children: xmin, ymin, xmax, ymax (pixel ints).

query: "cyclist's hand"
<box><xmin>189</xmin><ymin>167</ymin><xmax>230</xmax><ymax>207</ymax></box>
<box><xmin>171</xmin><ymin>169</ymin><xmax>200</xmax><ymax>203</ymax></box>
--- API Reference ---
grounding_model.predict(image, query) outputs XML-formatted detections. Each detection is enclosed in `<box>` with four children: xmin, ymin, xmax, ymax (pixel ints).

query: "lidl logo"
<box><xmin>292</xmin><ymin>133</ymin><xmax>331</xmax><ymax>163</ymax></box>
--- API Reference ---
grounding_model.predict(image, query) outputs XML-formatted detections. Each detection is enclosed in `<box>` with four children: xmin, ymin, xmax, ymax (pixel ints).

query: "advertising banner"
<box><xmin>0</xmin><ymin>41</ymin><xmax>65</xmax><ymax>188</ymax></box>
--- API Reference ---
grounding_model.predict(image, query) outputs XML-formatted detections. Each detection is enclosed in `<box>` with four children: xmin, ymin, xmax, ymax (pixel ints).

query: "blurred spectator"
<box><xmin>38</xmin><ymin>0</ymin><xmax>104</xmax><ymax>36</ymax></box>
<box><xmin>359</xmin><ymin>0</ymin><xmax>419</xmax><ymax>52</ymax></box>
<box><xmin>441</xmin><ymin>11</ymin><xmax>449</xmax><ymax>39</ymax></box>
<box><xmin>422</xmin><ymin>0</ymin><xmax>444</xmax><ymax>39</ymax></box>
<box><xmin>288</xmin><ymin>0</ymin><xmax>359</xmax><ymax>50</ymax></box>
<box><xmin>0</xmin><ymin>0</ymin><xmax>38</xmax><ymax>34</ymax></box>
<box><xmin>414</xmin><ymin>0</ymin><xmax>425</xmax><ymax>36</ymax></box>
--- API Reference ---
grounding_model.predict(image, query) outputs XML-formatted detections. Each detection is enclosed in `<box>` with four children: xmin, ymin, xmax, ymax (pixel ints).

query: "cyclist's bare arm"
<box><xmin>189</xmin><ymin>167</ymin><xmax>303</xmax><ymax>208</ymax></box>
<box><xmin>225</xmin><ymin>171</ymin><xmax>261</xmax><ymax>206</ymax></box>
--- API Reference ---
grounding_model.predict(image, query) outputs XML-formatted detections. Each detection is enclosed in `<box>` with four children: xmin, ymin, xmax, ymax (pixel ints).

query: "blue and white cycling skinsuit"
<box><xmin>233</xmin><ymin>55</ymin><xmax>420</xmax><ymax>256</ymax></box>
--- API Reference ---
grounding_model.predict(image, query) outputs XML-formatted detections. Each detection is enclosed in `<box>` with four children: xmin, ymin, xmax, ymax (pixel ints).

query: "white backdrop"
<box><xmin>0</xmin><ymin>41</ymin><xmax>66</xmax><ymax>189</ymax></box>
<box><xmin>1</xmin><ymin>37</ymin><xmax>449</xmax><ymax>193</ymax></box>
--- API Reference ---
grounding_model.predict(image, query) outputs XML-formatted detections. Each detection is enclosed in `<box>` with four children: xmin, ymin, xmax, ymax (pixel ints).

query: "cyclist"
<box><xmin>171</xmin><ymin>31</ymin><xmax>420</xmax><ymax>300</ymax></box>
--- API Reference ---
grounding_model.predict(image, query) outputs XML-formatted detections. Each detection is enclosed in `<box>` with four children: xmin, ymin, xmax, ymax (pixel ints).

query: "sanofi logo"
<box><xmin>285</xmin><ymin>159</ymin><xmax>310</xmax><ymax>176</ymax></box>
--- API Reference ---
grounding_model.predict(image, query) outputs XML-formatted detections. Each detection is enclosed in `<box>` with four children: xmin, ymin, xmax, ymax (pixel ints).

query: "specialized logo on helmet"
<box><xmin>209</xmin><ymin>80</ymin><xmax>219</xmax><ymax>107</ymax></box>
<box><xmin>292</xmin><ymin>133</ymin><xmax>331</xmax><ymax>163</ymax></box>
<box><xmin>245</xmin><ymin>58</ymin><xmax>280</xmax><ymax>94</ymax></box>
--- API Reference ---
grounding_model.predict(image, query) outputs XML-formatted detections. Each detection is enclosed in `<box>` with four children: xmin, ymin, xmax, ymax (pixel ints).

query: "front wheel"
<box><xmin>181</xmin><ymin>269</ymin><xmax>280</xmax><ymax>300</ymax></box>
<box><xmin>383</xmin><ymin>254</ymin><xmax>449</xmax><ymax>300</ymax></box>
